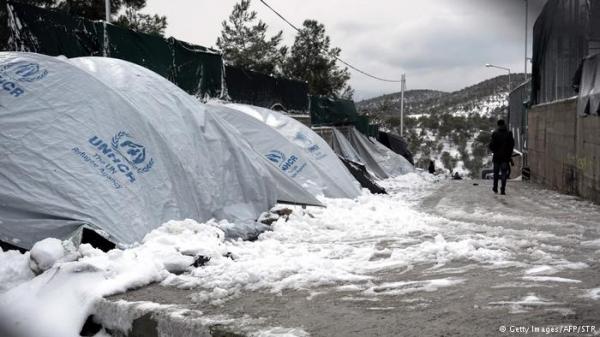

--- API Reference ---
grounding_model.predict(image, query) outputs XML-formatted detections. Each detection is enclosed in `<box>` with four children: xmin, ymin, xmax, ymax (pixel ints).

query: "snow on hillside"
<box><xmin>358</xmin><ymin>74</ymin><xmax>527</xmax><ymax>178</ymax></box>
<box><xmin>449</xmin><ymin>93</ymin><xmax>508</xmax><ymax>118</ymax></box>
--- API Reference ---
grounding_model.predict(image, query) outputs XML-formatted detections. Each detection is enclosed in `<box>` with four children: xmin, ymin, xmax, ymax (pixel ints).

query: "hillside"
<box><xmin>358</xmin><ymin>74</ymin><xmax>527</xmax><ymax>178</ymax></box>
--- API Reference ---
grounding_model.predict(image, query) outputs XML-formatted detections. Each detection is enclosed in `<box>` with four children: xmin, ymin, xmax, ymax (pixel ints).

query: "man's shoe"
<box><xmin>492</xmin><ymin>188</ymin><xmax>498</xmax><ymax>194</ymax></box>
<box><xmin>501</xmin><ymin>190</ymin><xmax>506</xmax><ymax>195</ymax></box>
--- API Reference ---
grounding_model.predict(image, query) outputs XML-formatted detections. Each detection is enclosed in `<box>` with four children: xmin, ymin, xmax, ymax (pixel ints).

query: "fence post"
<box><xmin>0</xmin><ymin>0</ymin><xmax>8</xmax><ymax>49</ymax></box>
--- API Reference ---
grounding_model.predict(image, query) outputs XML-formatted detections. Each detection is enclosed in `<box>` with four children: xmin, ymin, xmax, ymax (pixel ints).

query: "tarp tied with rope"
<box><xmin>4</xmin><ymin>1</ymin><xmax>223</xmax><ymax>98</ymax></box>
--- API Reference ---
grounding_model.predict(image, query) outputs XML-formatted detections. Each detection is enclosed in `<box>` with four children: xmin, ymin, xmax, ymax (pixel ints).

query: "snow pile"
<box><xmin>0</xmin><ymin>219</ymin><xmax>235</xmax><ymax>337</ymax></box>
<box><xmin>0</xmin><ymin>248</ymin><xmax>34</xmax><ymax>294</ymax></box>
<box><xmin>29</xmin><ymin>238</ymin><xmax>80</xmax><ymax>274</ymax></box>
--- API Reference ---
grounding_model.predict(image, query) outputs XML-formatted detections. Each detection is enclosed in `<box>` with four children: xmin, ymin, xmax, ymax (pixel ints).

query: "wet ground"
<box><xmin>108</xmin><ymin>180</ymin><xmax>600</xmax><ymax>337</ymax></box>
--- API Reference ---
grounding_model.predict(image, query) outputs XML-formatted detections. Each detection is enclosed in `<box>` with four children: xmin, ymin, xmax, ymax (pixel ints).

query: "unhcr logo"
<box><xmin>88</xmin><ymin>131</ymin><xmax>155</xmax><ymax>184</ymax></box>
<box><xmin>266</xmin><ymin>150</ymin><xmax>286</xmax><ymax>165</ymax></box>
<box><xmin>0</xmin><ymin>61</ymin><xmax>48</xmax><ymax>98</ymax></box>
<box><xmin>266</xmin><ymin>150</ymin><xmax>298</xmax><ymax>172</ymax></box>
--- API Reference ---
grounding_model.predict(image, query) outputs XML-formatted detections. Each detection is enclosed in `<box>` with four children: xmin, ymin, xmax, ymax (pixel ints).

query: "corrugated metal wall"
<box><xmin>509</xmin><ymin>80</ymin><xmax>531</xmax><ymax>153</ymax></box>
<box><xmin>532</xmin><ymin>0</ymin><xmax>597</xmax><ymax>104</ymax></box>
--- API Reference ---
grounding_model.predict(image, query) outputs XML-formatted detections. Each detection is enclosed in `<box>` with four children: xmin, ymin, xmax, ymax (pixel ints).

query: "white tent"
<box><xmin>222</xmin><ymin>103</ymin><xmax>362</xmax><ymax>199</ymax></box>
<box><xmin>339</xmin><ymin>127</ymin><xmax>414</xmax><ymax>179</ymax></box>
<box><xmin>0</xmin><ymin>52</ymin><xmax>318</xmax><ymax>249</ymax></box>
<box><xmin>208</xmin><ymin>102</ymin><xmax>355</xmax><ymax>199</ymax></box>
<box><xmin>70</xmin><ymin>57</ymin><xmax>322</xmax><ymax>208</ymax></box>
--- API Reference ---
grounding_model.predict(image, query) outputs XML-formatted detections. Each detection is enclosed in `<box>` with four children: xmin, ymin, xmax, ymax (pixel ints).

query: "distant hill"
<box><xmin>358</xmin><ymin>74</ymin><xmax>528</xmax><ymax>178</ymax></box>
<box><xmin>357</xmin><ymin>74</ymin><xmax>527</xmax><ymax>118</ymax></box>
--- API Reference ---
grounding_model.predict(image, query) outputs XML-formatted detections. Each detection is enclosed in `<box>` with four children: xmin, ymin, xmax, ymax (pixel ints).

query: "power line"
<box><xmin>258</xmin><ymin>0</ymin><xmax>404</xmax><ymax>83</ymax></box>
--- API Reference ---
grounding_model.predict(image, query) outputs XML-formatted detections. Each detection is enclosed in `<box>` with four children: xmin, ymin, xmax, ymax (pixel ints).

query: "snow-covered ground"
<box><xmin>2</xmin><ymin>173</ymin><xmax>600</xmax><ymax>337</ymax></box>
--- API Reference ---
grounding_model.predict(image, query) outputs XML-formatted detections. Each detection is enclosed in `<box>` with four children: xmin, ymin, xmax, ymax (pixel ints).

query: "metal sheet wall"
<box><xmin>532</xmin><ymin>0</ymin><xmax>599</xmax><ymax>104</ymax></box>
<box><xmin>509</xmin><ymin>80</ymin><xmax>532</xmax><ymax>152</ymax></box>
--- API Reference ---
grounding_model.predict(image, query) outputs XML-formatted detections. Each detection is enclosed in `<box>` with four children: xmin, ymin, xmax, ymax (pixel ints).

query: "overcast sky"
<box><xmin>143</xmin><ymin>0</ymin><xmax>547</xmax><ymax>100</ymax></box>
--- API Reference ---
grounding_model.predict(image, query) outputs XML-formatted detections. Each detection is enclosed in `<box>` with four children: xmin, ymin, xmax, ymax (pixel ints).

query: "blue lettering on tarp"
<box><xmin>87</xmin><ymin>135</ymin><xmax>138</xmax><ymax>183</ymax></box>
<box><xmin>72</xmin><ymin>147</ymin><xmax>122</xmax><ymax>189</ymax></box>
<box><xmin>281</xmin><ymin>155</ymin><xmax>298</xmax><ymax>171</ymax></box>
<box><xmin>85</xmin><ymin>132</ymin><xmax>154</xmax><ymax>186</ymax></box>
<box><xmin>0</xmin><ymin>61</ymin><xmax>48</xmax><ymax>98</ymax></box>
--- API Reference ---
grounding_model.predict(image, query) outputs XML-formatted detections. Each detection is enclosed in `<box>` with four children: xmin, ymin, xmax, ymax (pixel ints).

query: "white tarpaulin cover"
<box><xmin>343</xmin><ymin>127</ymin><xmax>414</xmax><ymax>180</ymax></box>
<box><xmin>69</xmin><ymin>57</ymin><xmax>322</xmax><ymax>208</ymax></box>
<box><xmin>331</xmin><ymin>128</ymin><xmax>364</xmax><ymax>164</ymax></box>
<box><xmin>222</xmin><ymin>103</ymin><xmax>362</xmax><ymax>199</ymax></box>
<box><xmin>208</xmin><ymin>102</ymin><xmax>352</xmax><ymax>198</ymax></box>
<box><xmin>0</xmin><ymin>52</ymin><xmax>315</xmax><ymax>249</ymax></box>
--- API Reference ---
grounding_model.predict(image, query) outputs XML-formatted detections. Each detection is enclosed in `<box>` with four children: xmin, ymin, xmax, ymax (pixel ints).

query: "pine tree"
<box><xmin>16</xmin><ymin>0</ymin><xmax>167</xmax><ymax>36</ymax></box>
<box><xmin>115</xmin><ymin>7</ymin><xmax>167</xmax><ymax>36</ymax></box>
<box><xmin>216</xmin><ymin>0</ymin><xmax>287</xmax><ymax>75</ymax></box>
<box><xmin>283</xmin><ymin>20</ymin><xmax>351</xmax><ymax>98</ymax></box>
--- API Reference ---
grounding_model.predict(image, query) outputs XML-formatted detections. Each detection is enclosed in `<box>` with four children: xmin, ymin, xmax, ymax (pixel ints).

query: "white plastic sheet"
<box><xmin>207</xmin><ymin>102</ymin><xmax>350</xmax><ymax>198</ymax></box>
<box><xmin>343</xmin><ymin>127</ymin><xmax>414</xmax><ymax>179</ymax></box>
<box><xmin>223</xmin><ymin>103</ymin><xmax>362</xmax><ymax>199</ymax></box>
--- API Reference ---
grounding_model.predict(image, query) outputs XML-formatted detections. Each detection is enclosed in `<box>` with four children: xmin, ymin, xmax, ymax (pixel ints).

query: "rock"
<box><xmin>192</xmin><ymin>255</ymin><xmax>211</xmax><ymax>268</ymax></box>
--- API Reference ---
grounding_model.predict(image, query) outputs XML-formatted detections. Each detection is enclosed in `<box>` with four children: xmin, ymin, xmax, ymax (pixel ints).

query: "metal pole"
<box><xmin>508</xmin><ymin>70</ymin><xmax>511</xmax><ymax>92</ymax></box>
<box><xmin>105</xmin><ymin>0</ymin><xmax>110</xmax><ymax>22</ymax></box>
<box><xmin>524</xmin><ymin>0</ymin><xmax>528</xmax><ymax>78</ymax></box>
<box><xmin>400</xmin><ymin>74</ymin><xmax>405</xmax><ymax>137</ymax></box>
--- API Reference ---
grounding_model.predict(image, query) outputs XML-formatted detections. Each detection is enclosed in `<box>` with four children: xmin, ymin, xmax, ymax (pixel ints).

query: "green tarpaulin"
<box><xmin>309</xmin><ymin>96</ymin><xmax>377</xmax><ymax>136</ymax></box>
<box><xmin>225</xmin><ymin>65</ymin><xmax>309</xmax><ymax>112</ymax></box>
<box><xmin>4</xmin><ymin>1</ymin><xmax>223</xmax><ymax>97</ymax></box>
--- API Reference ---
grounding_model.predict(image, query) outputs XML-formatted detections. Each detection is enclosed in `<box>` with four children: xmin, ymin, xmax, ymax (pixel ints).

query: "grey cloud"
<box><xmin>144</xmin><ymin>0</ymin><xmax>549</xmax><ymax>99</ymax></box>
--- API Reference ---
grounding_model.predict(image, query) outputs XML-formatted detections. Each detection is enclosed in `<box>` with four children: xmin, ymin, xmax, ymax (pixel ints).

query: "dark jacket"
<box><xmin>489</xmin><ymin>126</ymin><xmax>515</xmax><ymax>163</ymax></box>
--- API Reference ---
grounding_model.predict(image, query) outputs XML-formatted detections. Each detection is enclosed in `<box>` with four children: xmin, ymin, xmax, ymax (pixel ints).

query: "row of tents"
<box><xmin>0</xmin><ymin>52</ymin><xmax>414</xmax><ymax>251</ymax></box>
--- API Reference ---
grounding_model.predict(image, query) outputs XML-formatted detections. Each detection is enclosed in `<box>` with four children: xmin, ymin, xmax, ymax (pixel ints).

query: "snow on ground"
<box><xmin>0</xmin><ymin>248</ymin><xmax>34</xmax><ymax>293</ymax></box>
<box><xmin>0</xmin><ymin>171</ymin><xmax>598</xmax><ymax>337</ymax></box>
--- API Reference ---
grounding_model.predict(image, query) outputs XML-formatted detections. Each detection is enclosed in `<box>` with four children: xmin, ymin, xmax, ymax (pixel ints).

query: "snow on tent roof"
<box><xmin>221</xmin><ymin>103</ymin><xmax>362</xmax><ymax>199</ymax></box>
<box><xmin>69</xmin><ymin>57</ymin><xmax>322</xmax><ymax>208</ymax></box>
<box><xmin>0</xmin><ymin>52</ymin><xmax>306</xmax><ymax>249</ymax></box>
<box><xmin>207</xmin><ymin>102</ymin><xmax>353</xmax><ymax>199</ymax></box>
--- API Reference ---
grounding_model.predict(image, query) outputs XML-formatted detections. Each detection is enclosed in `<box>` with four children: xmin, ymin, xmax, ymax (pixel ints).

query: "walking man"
<box><xmin>488</xmin><ymin>120</ymin><xmax>514</xmax><ymax>195</ymax></box>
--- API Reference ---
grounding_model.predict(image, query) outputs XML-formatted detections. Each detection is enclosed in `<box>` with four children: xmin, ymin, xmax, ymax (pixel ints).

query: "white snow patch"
<box><xmin>522</xmin><ymin>276</ymin><xmax>581</xmax><ymax>284</ymax></box>
<box><xmin>582</xmin><ymin>288</ymin><xmax>600</xmax><ymax>300</ymax></box>
<box><xmin>0</xmin><ymin>248</ymin><xmax>34</xmax><ymax>294</ymax></box>
<box><xmin>489</xmin><ymin>294</ymin><xmax>562</xmax><ymax>314</ymax></box>
<box><xmin>29</xmin><ymin>238</ymin><xmax>79</xmax><ymax>273</ymax></box>
<box><xmin>581</xmin><ymin>238</ymin><xmax>600</xmax><ymax>248</ymax></box>
<box><xmin>252</xmin><ymin>327</ymin><xmax>310</xmax><ymax>337</ymax></box>
<box><xmin>363</xmin><ymin>278</ymin><xmax>465</xmax><ymax>296</ymax></box>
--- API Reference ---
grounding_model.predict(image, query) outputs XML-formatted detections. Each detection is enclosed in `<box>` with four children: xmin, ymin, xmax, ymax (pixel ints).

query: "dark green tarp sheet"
<box><xmin>4</xmin><ymin>1</ymin><xmax>223</xmax><ymax>97</ymax></box>
<box><xmin>225</xmin><ymin>65</ymin><xmax>309</xmax><ymax>112</ymax></box>
<box><xmin>309</xmin><ymin>96</ymin><xmax>377</xmax><ymax>136</ymax></box>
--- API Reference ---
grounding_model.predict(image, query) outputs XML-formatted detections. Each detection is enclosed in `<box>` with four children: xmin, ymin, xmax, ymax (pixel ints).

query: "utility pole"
<box><xmin>524</xmin><ymin>0</ymin><xmax>528</xmax><ymax>78</ymax></box>
<box><xmin>400</xmin><ymin>74</ymin><xmax>406</xmax><ymax>137</ymax></box>
<box><xmin>105</xmin><ymin>0</ymin><xmax>111</xmax><ymax>22</ymax></box>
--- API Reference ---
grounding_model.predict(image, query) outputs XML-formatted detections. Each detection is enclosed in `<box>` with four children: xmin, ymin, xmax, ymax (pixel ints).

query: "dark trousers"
<box><xmin>493</xmin><ymin>161</ymin><xmax>510</xmax><ymax>192</ymax></box>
